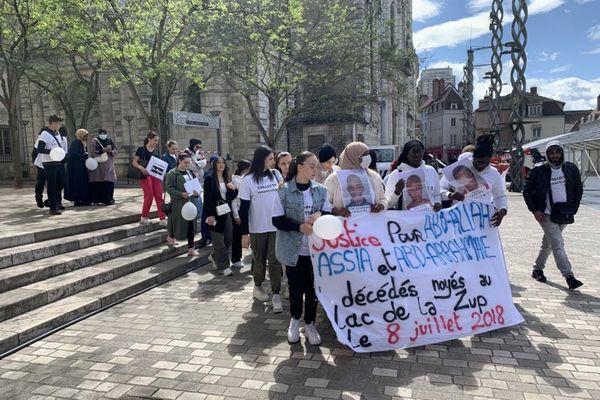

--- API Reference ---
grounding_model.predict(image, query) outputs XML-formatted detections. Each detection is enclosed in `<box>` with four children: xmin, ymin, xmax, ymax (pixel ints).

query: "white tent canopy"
<box><xmin>523</xmin><ymin>121</ymin><xmax>600</xmax><ymax>180</ymax></box>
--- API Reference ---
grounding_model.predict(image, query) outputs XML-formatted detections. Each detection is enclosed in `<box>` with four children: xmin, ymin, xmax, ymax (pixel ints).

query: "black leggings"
<box><xmin>286</xmin><ymin>255</ymin><xmax>318</xmax><ymax>324</ymax></box>
<box><xmin>187</xmin><ymin>221</ymin><xmax>194</xmax><ymax>248</ymax></box>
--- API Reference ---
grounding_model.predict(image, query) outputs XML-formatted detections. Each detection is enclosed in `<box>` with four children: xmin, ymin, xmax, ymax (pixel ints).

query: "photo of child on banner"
<box><xmin>336</xmin><ymin>169</ymin><xmax>376</xmax><ymax>215</ymax></box>
<box><xmin>397</xmin><ymin>169</ymin><xmax>433</xmax><ymax>211</ymax></box>
<box><xmin>442</xmin><ymin>157</ymin><xmax>491</xmax><ymax>202</ymax></box>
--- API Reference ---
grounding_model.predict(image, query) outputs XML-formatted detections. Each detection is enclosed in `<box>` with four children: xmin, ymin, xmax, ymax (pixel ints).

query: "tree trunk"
<box><xmin>8</xmin><ymin>96</ymin><xmax>23</xmax><ymax>189</ymax></box>
<box><xmin>267</xmin><ymin>95</ymin><xmax>278</xmax><ymax>149</ymax></box>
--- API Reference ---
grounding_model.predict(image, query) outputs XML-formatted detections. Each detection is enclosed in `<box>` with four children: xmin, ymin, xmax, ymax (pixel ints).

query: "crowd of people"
<box><xmin>33</xmin><ymin>115</ymin><xmax>117</xmax><ymax>214</ymax></box>
<box><xmin>33</xmin><ymin>114</ymin><xmax>585</xmax><ymax>346</ymax></box>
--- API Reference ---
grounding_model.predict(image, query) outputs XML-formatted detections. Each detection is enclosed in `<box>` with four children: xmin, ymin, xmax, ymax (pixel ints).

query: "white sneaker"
<box><xmin>253</xmin><ymin>286</ymin><xmax>270</xmax><ymax>302</ymax></box>
<box><xmin>287</xmin><ymin>318</ymin><xmax>300</xmax><ymax>343</ymax></box>
<box><xmin>158</xmin><ymin>219</ymin><xmax>167</xmax><ymax>227</ymax></box>
<box><xmin>221</xmin><ymin>267</ymin><xmax>233</xmax><ymax>276</ymax></box>
<box><xmin>231</xmin><ymin>261</ymin><xmax>243</xmax><ymax>268</ymax></box>
<box><xmin>140</xmin><ymin>217</ymin><xmax>150</xmax><ymax>225</ymax></box>
<box><xmin>304</xmin><ymin>323</ymin><xmax>321</xmax><ymax>345</ymax></box>
<box><xmin>272</xmin><ymin>294</ymin><xmax>283</xmax><ymax>314</ymax></box>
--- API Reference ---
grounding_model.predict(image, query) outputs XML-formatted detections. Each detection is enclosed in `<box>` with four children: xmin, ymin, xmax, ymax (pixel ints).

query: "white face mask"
<box><xmin>98</xmin><ymin>134</ymin><xmax>108</xmax><ymax>140</ymax></box>
<box><xmin>360</xmin><ymin>155</ymin><xmax>372</xmax><ymax>169</ymax></box>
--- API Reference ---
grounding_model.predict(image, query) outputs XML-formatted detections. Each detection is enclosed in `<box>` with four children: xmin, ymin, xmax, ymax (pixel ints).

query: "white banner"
<box><xmin>308</xmin><ymin>201</ymin><xmax>523</xmax><ymax>352</ymax></box>
<box><xmin>146</xmin><ymin>156</ymin><xmax>168</xmax><ymax>181</ymax></box>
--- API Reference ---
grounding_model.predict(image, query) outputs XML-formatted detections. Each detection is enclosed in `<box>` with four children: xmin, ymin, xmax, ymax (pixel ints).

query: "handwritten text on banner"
<box><xmin>308</xmin><ymin>201</ymin><xmax>523</xmax><ymax>352</ymax></box>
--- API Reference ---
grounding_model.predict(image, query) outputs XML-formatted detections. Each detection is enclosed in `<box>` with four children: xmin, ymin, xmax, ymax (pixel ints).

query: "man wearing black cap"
<box><xmin>523</xmin><ymin>140</ymin><xmax>583</xmax><ymax>290</ymax></box>
<box><xmin>36</xmin><ymin>115</ymin><xmax>66</xmax><ymax>215</ymax></box>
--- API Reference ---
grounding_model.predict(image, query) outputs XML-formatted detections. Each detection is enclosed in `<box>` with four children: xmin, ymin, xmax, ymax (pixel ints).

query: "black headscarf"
<box><xmin>398</xmin><ymin>140</ymin><xmax>425</xmax><ymax>164</ymax></box>
<box><xmin>473</xmin><ymin>135</ymin><xmax>494</xmax><ymax>158</ymax></box>
<box><xmin>189</xmin><ymin>138</ymin><xmax>202</xmax><ymax>150</ymax></box>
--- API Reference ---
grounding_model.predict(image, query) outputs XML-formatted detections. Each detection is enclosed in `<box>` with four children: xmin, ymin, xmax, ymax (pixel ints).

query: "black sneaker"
<box><xmin>36</xmin><ymin>198</ymin><xmax>44</xmax><ymax>208</ymax></box>
<box><xmin>566</xmin><ymin>275</ymin><xmax>583</xmax><ymax>291</ymax></box>
<box><xmin>531</xmin><ymin>269</ymin><xmax>547</xmax><ymax>283</ymax></box>
<box><xmin>49</xmin><ymin>209</ymin><xmax>62</xmax><ymax>215</ymax></box>
<box><xmin>43</xmin><ymin>199</ymin><xmax>50</xmax><ymax>208</ymax></box>
<box><xmin>198</xmin><ymin>238</ymin><xmax>208</xmax><ymax>248</ymax></box>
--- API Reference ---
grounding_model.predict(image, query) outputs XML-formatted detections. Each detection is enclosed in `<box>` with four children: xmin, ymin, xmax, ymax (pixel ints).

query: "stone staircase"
<box><xmin>0</xmin><ymin>213</ymin><xmax>209</xmax><ymax>357</ymax></box>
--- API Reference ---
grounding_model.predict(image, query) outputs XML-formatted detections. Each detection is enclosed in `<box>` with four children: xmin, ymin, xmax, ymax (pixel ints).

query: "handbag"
<box><xmin>548</xmin><ymin>188</ymin><xmax>576</xmax><ymax>225</ymax></box>
<box><xmin>127</xmin><ymin>147</ymin><xmax>150</xmax><ymax>179</ymax></box>
<box><xmin>161</xmin><ymin>190</ymin><xmax>172</xmax><ymax>215</ymax></box>
<box><xmin>93</xmin><ymin>139</ymin><xmax>109</xmax><ymax>163</ymax></box>
<box><xmin>550</xmin><ymin>202</ymin><xmax>576</xmax><ymax>225</ymax></box>
<box><xmin>216</xmin><ymin>200</ymin><xmax>231</xmax><ymax>216</ymax></box>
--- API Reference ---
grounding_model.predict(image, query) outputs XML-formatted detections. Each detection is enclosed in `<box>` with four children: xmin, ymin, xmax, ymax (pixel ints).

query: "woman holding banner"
<box><xmin>132</xmin><ymin>131</ymin><xmax>167</xmax><ymax>226</ymax></box>
<box><xmin>385</xmin><ymin>140</ymin><xmax>441</xmax><ymax>211</ymax></box>
<box><xmin>272</xmin><ymin>151</ymin><xmax>333</xmax><ymax>345</ymax></box>
<box><xmin>323</xmin><ymin>141</ymin><xmax>387</xmax><ymax>215</ymax></box>
<box><xmin>164</xmin><ymin>153</ymin><xmax>200</xmax><ymax>256</ymax></box>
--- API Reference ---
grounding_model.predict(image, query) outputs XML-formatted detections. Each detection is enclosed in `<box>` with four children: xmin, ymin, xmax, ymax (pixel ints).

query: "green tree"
<box><xmin>0</xmin><ymin>0</ymin><xmax>38</xmax><ymax>188</ymax></box>
<box><xmin>212</xmin><ymin>0</ymin><xmax>374</xmax><ymax>149</ymax></box>
<box><xmin>77</xmin><ymin>0</ymin><xmax>216</xmax><ymax>149</ymax></box>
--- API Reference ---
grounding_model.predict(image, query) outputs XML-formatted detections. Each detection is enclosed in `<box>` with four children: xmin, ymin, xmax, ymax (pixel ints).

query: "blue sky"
<box><xmin>413</xmin><ymin>0</ymin><xmax>600</xmax><ymax>110</ymax></box>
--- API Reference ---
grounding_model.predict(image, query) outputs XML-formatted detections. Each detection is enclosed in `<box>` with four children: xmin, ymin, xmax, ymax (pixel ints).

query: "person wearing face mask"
<box><xmin>315</xmin><ymin>144</ymin><xmax>339</xmax><ymax>184</ymax></box>
<box><xmin>89</xmin><ymin>128</ymin><xmax>118</xmax><ymax>206</ymax></box>
<box><xmin>385</xmin><ymin>140</ymin><xmax>441</xmax><ymax>212</ymax></box>
<box><xmin>523</xmin><ymin>140</ymin><xmax>583</xmax><ymax>291</ymax></box>
<box><xmin>323</xmin><ymin>141</ymin><xmax>387</xmax><ymax>216</ymax></box>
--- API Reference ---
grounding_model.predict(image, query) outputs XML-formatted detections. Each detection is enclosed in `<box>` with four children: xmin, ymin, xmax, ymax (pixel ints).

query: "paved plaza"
<box><xmin>0</xmin><ymin>191</ymin><xmax>598</xmax><ymax>400</ymax></box>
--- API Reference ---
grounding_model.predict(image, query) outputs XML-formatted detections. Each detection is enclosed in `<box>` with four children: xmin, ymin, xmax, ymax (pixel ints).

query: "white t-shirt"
<box><xmin>272</xmin><ymin>185</ymin><xmax>332</xmax><ymax>256</ymax></box>
<box><xmin>546</xmin><ymin>167</ymin><xmax>567</xmax><ymax>214</ymax></box>
<box><xmin>240</xmin><ymin>170</ymin><xmax>282</xmax><ymax>233</ymax></box>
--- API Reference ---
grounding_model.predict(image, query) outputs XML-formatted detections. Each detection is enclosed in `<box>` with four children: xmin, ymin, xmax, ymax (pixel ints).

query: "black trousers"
<box><xmin>43</xmin><ymin>162</ymin><xmax>65</xmax><ymax>210</ymax></box>
<box><xmin>231</xmin><ymin>219</ymin><xmax>242</xmax><ymax>263</ymax></box>
<box><xmin>286</xmin><ymin>255</ymin><xmax>318</xmax><ymax>324</ymax></box>
<box><xmin>35</xmin><ymin>167</ymin><xmax>46</xmax><ymax>201</ymax></box>
<box><xmin>187</xmin><ymin>221</ymin><xmax>194</xmax><ymax>248</ymax></box>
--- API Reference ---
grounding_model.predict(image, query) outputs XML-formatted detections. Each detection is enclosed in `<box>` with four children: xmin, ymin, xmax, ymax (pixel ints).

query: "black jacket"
<box><xmin>203</xmin><ymin>175</ymin><xmax>238</xmax><ymax>234</ymax></box>
<box><xmin>523</xmin><ymin>162</ymin><xmax>583</xmax><ymax>214</ymax></box>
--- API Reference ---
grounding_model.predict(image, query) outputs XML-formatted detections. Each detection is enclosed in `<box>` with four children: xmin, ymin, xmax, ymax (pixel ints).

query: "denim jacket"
<box><xmin>275</xmin><ymin>178</ymin><xmax>328</xmax><ymax>267</ymax></box>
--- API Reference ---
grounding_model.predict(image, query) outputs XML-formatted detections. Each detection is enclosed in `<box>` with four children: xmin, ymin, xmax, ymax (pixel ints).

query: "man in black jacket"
<box><xmin>523</xmin><ymin>140</ymin><xmax>584</xmax><ymax>290</ymax></box>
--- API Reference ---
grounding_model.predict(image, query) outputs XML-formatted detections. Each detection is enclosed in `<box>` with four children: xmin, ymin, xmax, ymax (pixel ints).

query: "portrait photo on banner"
<box><xmin>442</xmin><ymin>157</ymin><xmax>490</xmax><ymax>201</ymax></box>
<box><xmin>398</xmin><ymin>169</ymin><xmax>433</xmax><ymax>211</ymax></box>
<box><xmin>336</xmin><ymin>169</ymin><xmax>375</xmax><ymax>214</ymax></box>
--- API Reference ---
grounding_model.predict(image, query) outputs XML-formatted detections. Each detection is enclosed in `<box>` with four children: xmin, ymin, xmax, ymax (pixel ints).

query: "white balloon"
<box><xmin>312</xmin><ymin>215</ymin><xmax>343</xmax><ymax>240</ymax></box>
<box><xmin>181</xmin><ymin>202</ymin><xmax>198</xmax><ymax>221</ymax></box>
<box><xmin>85</xmin><ymin>158</ymin><xmax>98</xmax><ymax>170</ymax></box>
<box><xmin>49</xmin><ymin>147</ymin><xmax>66</xmax><ymax>161</ymax></box>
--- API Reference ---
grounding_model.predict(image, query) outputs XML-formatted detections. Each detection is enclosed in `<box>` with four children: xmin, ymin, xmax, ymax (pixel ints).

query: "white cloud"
<box><xmin>413</xmin><ymin>0</ymin><xmax>442</xmax><ymax>23</ymax></box>
<box><xmin>574</xmin><ymin>0</ymin><xmax>594</xmax><ymax>4</ymax></box>
<box><xmin>414</xmin><ymin>0</ymin><xmax>566</xmax><ymax>51</ymax></box>
<box><xmin>549</xmin><ymin>64</ymin><xmax>572</xmax><ymax>73</ymax></box>
<box><xmin>467</xmin><ymin>0</ymin><xmax>490</xmax><ymax>12</ymax></box>
<box><xmin>527</xmin><ymin>77</ymin><xmax>600</xmax><ymax>110</ymax></box>
<box><xmin>584</xmin><ymin>47</ymin><xmax>600</xmax><ymax>54</ymax></box>
<box><xmin>588</xmin><ymin>24</ymin><xmax>600</xmax><ymax>41</ymax></box>
<box><xmin>538</xmin><ymin>51</ymin><xmax>560</xmax><ymax>62</ymax></box>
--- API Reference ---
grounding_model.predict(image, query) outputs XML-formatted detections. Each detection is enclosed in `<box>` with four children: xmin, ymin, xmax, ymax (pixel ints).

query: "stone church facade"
<box><xmin>0</xmin><ymin>0</ymin><xmax>417</xmax><ymax>180</ymax></box>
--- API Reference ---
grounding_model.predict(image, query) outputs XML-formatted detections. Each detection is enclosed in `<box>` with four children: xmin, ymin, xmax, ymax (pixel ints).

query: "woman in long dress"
<box><xmin>65</xmin><ymin>129</ymin><xmax>90</xmax><ymax>206</ymax></box>
<box><xmin>88</xmin><ymin>128</ymin><xmax>117</xmax><ymax>205</ymax></box>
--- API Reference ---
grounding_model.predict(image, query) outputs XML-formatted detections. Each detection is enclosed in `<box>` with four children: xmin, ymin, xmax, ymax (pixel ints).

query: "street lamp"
<box><xmin>123</xmin><ymin>115</ymin><xmax>135</xmax><ymax>184</ymax></box>
<box><xmin>20</xmin><ymin>120</ymin><xmax>30</xmax><ymax>179</ymax></box>
<box><xmin>209</xmin><ymin>110</ymin><xmax>222</xmax><ymax>156</ymax></box>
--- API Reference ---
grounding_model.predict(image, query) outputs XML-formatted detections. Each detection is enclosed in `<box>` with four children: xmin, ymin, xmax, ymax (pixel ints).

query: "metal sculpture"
<box><xmin>462</xmin><ymin>50</ymin><xmax>475</xmax><ymax>146</ymax></box>
<box><xmin>488</xmin><ymin>0</ymin><xmax>504</xmax><ymax>143</ymax></box>
<box><xmin>508</xmin><ymin>0</ymin><xmax>528</xmax><ymax>192</ymax></box>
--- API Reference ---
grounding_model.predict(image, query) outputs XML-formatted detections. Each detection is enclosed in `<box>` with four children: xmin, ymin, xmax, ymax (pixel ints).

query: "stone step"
<box><xmin>0</xmin><ymin>238</ymin><xmax>188</xmax><ymax>322</ymax></box>
<box><xmin>0</xmin><ymin>251</ymin><xmax>209</xmax><ymax>356</ymax></box>
<box><xmin>0</xmin><ymin>220</ymin><xmax>163</xmax><ymax>270</ymax></box>
<box><xmin>0</xmin><ymin>228</ymin><xmax>168</xmax><ymax>294</ymax></box>
<box><xmin>0</xmin><ymin>211</ymin><xmax>158</xmax><ymax>251</ymax></box>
